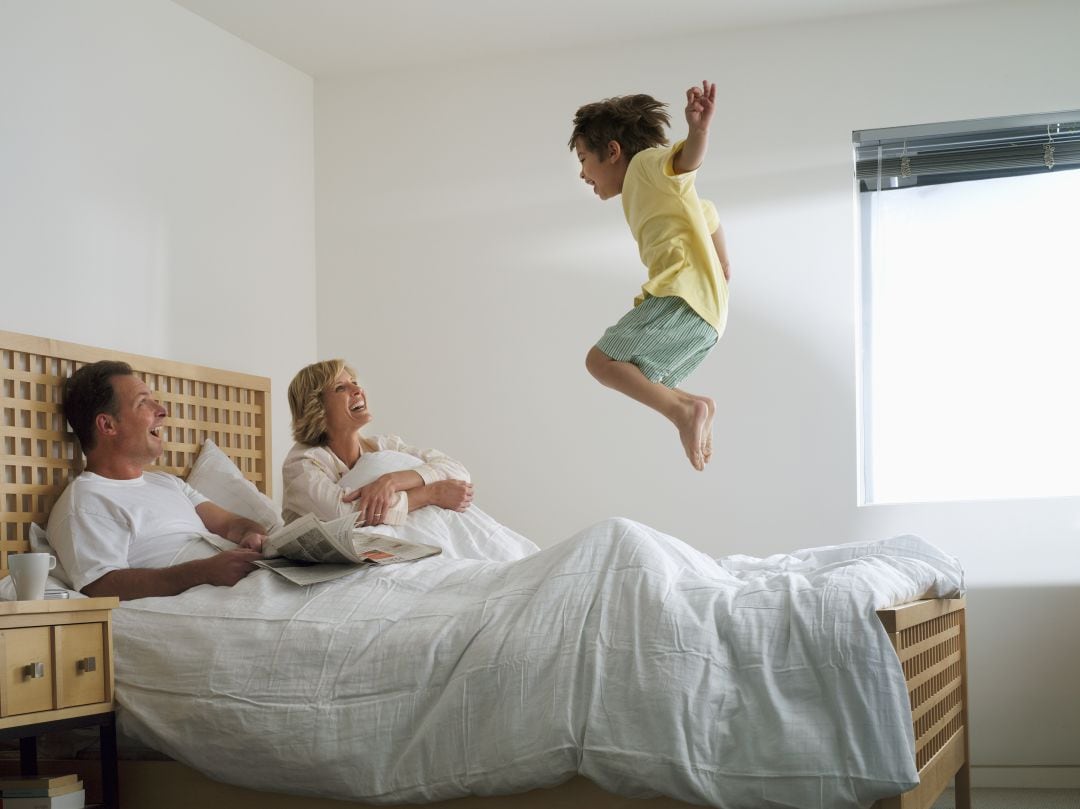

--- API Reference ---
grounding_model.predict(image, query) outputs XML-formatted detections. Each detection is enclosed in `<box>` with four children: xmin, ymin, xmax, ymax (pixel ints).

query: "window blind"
<box><xmin>853</xmin><ymin>111</ymin><xmax>1080</xmax><ymax>191</ymax></box>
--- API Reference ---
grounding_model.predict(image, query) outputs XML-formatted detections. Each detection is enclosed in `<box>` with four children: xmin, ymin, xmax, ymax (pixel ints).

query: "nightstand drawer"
<box><xmin>2</xmin><ymin>627</ymin><xmax>54</xmax><ymax>716</ymax></box>
<box><xmin>0</xmin><ymin>596</ymin><xmax>119</xmax><ymax>808</ymax></box>
<box><xmin>0</xmin><ymin>598</ymin><xmax>117</xmax><ymax>725</ymax></box>
<box><xmin>56</xmin><ymin>622</ymin><xmax>106</xmax><ymax>707</ymax></box>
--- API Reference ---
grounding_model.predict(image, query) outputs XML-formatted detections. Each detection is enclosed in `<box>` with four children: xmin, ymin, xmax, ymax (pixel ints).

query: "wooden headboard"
<box><xmin>0</xmin><ymin>330</ymin><xmax>272</xmax><ymax>572</ymax></box>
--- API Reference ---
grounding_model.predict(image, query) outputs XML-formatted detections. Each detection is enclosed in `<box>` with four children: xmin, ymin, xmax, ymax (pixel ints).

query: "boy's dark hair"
<box><xmin>568</xmin><ymin>94</ymin><xmax>670</xmax><ymax>161</ymax></box>
<box><xmin>62</xmin><ymin>360</ymin><xmax>134</xmax><ymax>451</ymax></box>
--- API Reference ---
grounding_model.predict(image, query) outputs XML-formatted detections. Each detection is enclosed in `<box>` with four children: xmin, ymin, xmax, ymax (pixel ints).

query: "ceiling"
<box><xmin>171</xmin><ymin>0</ymin><xmax>983</xmax><ymax>78</ymax></box>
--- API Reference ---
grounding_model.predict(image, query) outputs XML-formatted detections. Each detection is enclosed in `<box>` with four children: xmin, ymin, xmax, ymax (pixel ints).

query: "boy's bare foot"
<box><xmin>699</xmin><ymin>396</ymin><xmax>716</xmax><ymax>464</ymax></box>
<box><xmin>674</xmin><ymin>390</ymin><xmax>716</xmax><ymax>466</ymax></box>
<box><xmin>675</xmin><ymin>398</ymin><xmax>710</xmax><ymax>471</ymax></box>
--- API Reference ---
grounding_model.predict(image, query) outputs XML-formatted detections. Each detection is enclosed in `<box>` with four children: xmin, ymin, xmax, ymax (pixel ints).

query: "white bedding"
<box><xmin>111</xmin><ymin>453</ymin><xmax>964</xmax><ymax>809</ymax></box>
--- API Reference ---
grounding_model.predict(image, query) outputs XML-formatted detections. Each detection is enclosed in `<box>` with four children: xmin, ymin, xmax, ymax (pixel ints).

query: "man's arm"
<box><xmin>81</xmin><ymin>550</ymin><xmax>263</xmax><ymax>601</ymax></box>
<box><xmin>195</xmin><ymin>501</ymin><xmax>268</xmax><ymax>551</ymax></box>
<box><xmin>673</xmin><ymin>80</ymin><xmax>717</xmax><ymax>175</ymax></box>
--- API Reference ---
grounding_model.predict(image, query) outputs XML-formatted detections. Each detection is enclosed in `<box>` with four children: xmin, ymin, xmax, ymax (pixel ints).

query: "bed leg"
<box><xmin>100</xmin><ymin>714</ymin><xmax>120</xmax><ymax>809</ymax></box>
<box><xmin>18</xmin><ymin>736</ymin><xmax>38</xmax><ymax>776</ymax></box>
<box><xmin>954</xmin><ymin>762</ymin><xmax>971</xmax><ymax>809</ymax></box>
<box><xmin>954</xmin><ymin>604</ymin><xmax>972</xmax><ymax>809</ymax></box>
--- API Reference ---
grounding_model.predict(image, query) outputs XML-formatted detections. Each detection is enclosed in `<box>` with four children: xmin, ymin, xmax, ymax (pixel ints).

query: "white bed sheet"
<box><xmin>109</xmin><ymin>457</ymin><xmax>963</xmax><ymax>809</ymax></box>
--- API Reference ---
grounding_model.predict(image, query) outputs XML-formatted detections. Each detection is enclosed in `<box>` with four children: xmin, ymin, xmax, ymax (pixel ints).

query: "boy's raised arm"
<box><xmin>673</xmin><ymin>80</ymin><xmax>716</xmax><ymax>175</ymax></box>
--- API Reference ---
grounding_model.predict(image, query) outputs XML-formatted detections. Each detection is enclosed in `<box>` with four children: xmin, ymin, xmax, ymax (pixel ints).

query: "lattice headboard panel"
<box><xmin>1</xmin><ymin>330</ymin><xmax>272</xmax><ymax>572</ymax></box>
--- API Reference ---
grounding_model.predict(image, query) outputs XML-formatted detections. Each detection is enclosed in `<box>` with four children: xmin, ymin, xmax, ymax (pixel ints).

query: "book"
<box><xmin>1</xmin><ymin>779</ymin><xmax>82</xmax><ymax>797</ymax></box>
<box><xmin>1</xmin><ymin>787</ymin><xmax>86</xmax><ymax>808</ymax></box>
<box><xmin>0</xmin><ymin>775</ymin><xmax>78</xmax><ymax>791</ymax></box>
<box><xmin>202</xmin><ymin>513</ymin><xmax>441</xmax><ymax>586</ymax></box>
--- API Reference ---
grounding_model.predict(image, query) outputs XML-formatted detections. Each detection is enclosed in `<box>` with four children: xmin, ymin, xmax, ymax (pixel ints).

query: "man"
<box><xmin>47</xmin><ymin>360</ymin><xmax>268</xmax><ymax>600</ymax></box>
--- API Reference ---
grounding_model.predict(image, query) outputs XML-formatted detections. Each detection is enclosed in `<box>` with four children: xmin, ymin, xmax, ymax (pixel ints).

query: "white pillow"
<box><xmin>187</xmin><ymin>439</ymin><xmax>284</xmax><ymax>532</ymax></box>
<box><xmin>338</xmin><ymin>449</ymin><xmax>424</xmax><ymax>492</ymax></box>
<box><xmin>27</xmin><ymin>521</ymin><xmax>76</xmax><ymax>590</ymax></box>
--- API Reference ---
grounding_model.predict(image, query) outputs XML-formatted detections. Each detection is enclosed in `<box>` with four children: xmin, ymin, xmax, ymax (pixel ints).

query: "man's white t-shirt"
<box><xmin>47</xmin><ymin>471</ymin><xmax>210</xmax><ymax>592</ymax></box>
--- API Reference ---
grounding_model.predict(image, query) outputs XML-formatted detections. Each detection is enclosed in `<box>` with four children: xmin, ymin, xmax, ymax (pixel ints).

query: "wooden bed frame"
<box><xmin>0</xmin><ymin>329</ymin><xmax>971</xmax><ymax>809</ymax></box>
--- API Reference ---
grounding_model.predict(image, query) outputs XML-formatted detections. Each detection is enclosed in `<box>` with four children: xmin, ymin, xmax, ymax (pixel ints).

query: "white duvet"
<box><xmin>113</xmin><ymin>454</ymin><xmax>964</xmax><ymax>809</ymax></box>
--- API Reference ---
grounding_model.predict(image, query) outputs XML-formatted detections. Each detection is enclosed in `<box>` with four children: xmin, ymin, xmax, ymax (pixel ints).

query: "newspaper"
<box><xmin>201</xmin><ymin>513</ymin><xmax>441</xmax><ymax>586</ymax></box>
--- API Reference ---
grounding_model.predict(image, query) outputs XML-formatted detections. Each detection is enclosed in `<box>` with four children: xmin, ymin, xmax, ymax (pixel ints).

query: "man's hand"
<box><xmin>237</xmin><ymin>530</ymin><xmax>266</xmax><ymax>552</ymax></box>
<box><xmin>199</xmin><ymin>549</ymin><xmax>262</xmax><ymax>586</ymax></box>
<box><xmin>196</xmin><ymin>501</ymin><xmax>270</xmax><ymax>550</ymax></box>
<box><xmin>428</xmin><ymin>480</ymin><xmax>473</xmax><ymax>512</ymax></box>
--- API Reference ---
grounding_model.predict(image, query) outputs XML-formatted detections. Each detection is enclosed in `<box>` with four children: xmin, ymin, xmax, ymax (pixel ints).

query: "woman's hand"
<box><xmin>427</xmin><ymin>480</ymin><xmax>473</xmax><ymax>512</ymax></box>
<box><xmin>343</xmin><ymin>473</ymin><xmax>400</xmax><ymax>526</ymax></box>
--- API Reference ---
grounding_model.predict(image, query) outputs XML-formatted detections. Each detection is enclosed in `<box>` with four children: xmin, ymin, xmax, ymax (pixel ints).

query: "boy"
<box><xmin>570</xmin><ymin>80</ymin><xmax>731</xmax><ymax>471</ymax></box>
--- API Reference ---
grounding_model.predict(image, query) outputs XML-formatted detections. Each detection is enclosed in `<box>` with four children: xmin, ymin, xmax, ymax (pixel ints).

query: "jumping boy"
<box><xmin>570</xmin><ymin>80</ymin><xmax>731</xmax><ymax>471</ymax></box>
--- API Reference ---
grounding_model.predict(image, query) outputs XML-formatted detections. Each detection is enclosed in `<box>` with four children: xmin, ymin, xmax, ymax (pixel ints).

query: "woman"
<box><xmin>282</xmin><ymin>359</ymin><xmax>474</xmax><ymax>527</ymax></box>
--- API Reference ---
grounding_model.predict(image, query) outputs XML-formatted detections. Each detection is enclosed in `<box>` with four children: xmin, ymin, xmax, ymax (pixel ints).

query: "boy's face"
<box><xmin>575</xmin><ymin>136</ymin><xmax>627</xmax><ymax>200</ymax></box>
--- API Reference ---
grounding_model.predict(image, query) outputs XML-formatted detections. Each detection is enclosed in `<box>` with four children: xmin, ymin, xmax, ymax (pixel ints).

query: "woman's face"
<box><xmin>322</xmin><ymin>368</ymin><xmax>371</xmax><ymax>437</ymax></box>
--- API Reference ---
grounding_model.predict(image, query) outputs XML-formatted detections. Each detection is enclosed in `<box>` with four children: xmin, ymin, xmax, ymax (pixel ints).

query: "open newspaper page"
<box><xmin>201</xmin><ymin>514</ymin><xmax>441</xmax><ymax>586</ymax></box>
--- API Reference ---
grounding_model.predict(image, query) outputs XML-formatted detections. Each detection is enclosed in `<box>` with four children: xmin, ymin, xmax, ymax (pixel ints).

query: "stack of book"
<box><xmin>0</xmin><ymin>774</ymin><xmax>85</xmax><ymax>808</ymax></box>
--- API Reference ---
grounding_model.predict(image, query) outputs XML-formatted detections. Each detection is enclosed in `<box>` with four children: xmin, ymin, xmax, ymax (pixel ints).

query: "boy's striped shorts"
<box><xmin>594</xmin><ymin>294</ymin><xmax>718</xmax><ymax>389</ymax></box>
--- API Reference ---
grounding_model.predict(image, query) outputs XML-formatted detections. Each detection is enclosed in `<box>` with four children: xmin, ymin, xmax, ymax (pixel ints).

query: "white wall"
<box><xmin>3</xmin><ymin>0</ymin><xmax>1074</xmax><ymax>785</ymax></box>
<box><xmin>0</xmin><ymin>0</ymin><xmax>317</xmax><ymax>499</ymax></box>
<box><xmin>315</xmin><ymin>0</ymin><xmax>1080</xmax><ymax>781</ymax></box>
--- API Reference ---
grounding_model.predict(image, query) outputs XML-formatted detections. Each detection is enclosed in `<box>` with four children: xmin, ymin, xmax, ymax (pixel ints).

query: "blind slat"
<box><xmin>854</xmin><ymin>112</ymin><xmax>1080</xmax><ymax>189</ymax></box>
<box><xmin>856</xmin><ymin>141</ymin><xmax>1080</xmax><ymax>182</ymax></box>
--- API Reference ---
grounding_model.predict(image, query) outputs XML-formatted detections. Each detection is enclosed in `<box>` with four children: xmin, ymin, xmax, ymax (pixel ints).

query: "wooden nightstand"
<box><xmin>0</xmin><ymin>597</ymin><xmax>119</xmax><ymax>809</ymax></box>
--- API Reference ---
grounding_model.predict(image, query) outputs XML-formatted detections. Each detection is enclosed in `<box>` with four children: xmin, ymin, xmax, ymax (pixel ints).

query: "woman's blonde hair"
<box><xmin>287</xmin><ymin>359</ymin><xmax>357</xmax><ymax>446</ymax></box>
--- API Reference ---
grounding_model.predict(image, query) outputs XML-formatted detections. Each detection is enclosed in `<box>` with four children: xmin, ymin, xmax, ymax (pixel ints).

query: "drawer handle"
<box><xmin>23</xmin><ymin>662</ymin><xmax>45</xmax><ymax>679</ymax></box>
<box><xmin>77</xmin><ymin>656</ymin><xmax>97</xmax><ymax>673</ymax></box>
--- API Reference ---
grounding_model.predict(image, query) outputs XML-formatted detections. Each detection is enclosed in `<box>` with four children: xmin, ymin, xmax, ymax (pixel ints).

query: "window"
<box><xmin>854</xmin><ymin>112</ymin><xmax>1080</xmax><ymax>505</ymax></box>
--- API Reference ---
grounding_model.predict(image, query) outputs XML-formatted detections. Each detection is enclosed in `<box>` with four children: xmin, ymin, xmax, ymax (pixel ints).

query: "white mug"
<box><xmin>8</xmin><ymin>553</ymin><xmax>57</xmax><ymax>601</ymax></box>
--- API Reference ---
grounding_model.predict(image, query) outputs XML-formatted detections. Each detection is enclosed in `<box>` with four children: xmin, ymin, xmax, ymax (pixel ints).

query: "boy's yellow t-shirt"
<box><xmin>621</xmin><ymin>140</ymin><xmax>728</xmax><ymax>335</ymax></box>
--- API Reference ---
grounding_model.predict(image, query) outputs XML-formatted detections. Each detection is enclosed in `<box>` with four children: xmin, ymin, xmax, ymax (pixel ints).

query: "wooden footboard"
<box><xmin>873</xmin><ymin>598</ymin><xmax>971</xmax><ymax>809</ymax></box>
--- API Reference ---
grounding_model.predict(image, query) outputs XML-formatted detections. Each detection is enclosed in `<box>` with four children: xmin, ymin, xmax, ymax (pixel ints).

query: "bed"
<box><xmin>0</xmin><ymin>329</ymin><xmax>971</xmax><ymax>809</ymax></box>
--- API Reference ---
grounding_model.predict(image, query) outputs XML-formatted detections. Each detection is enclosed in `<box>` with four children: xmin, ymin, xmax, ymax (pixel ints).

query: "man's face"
<box><xmin>106</xmin><ymin>375</ymin><xmax>167</xmax><ymax>466</ymax></box>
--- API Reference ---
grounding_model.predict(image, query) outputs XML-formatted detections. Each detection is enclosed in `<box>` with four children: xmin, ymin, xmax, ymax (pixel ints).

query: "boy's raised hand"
<box><xmin>685</xmin><ymin>80</ymin><xmax>717</xmax><ymax>133</ymax></box>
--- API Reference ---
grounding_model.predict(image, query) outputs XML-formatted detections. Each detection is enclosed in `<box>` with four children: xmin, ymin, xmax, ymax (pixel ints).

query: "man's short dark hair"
<box><xmin>62</xmin><ymin>361</ymin><xmax>134</xmax><ymax>451</ymax></box>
